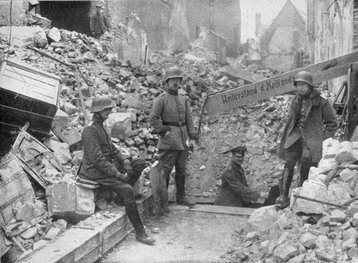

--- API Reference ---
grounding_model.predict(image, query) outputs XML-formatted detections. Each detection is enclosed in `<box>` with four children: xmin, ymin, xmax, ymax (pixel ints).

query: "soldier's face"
<box><xmin>296</xmin><ymin>81</ymin><xmax>310</xmax><ymax>96</ymax></box>
<box><xmin>167</xmin><ymin>78</ymin><xmax>181</xmax><ymax>90</ymax></box>
<box><xmin>99</xmin><ymin>107</ymin><xmax>113</xmax><ymax>120</ymax></box>
<box><xmin>232</xmin><ymin>152</ymin><xmax>244</xmax><ymax>165</ymax></box>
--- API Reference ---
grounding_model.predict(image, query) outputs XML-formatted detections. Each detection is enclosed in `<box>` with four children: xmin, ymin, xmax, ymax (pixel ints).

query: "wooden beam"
<box><xmin>222</xmin><ymin>66</ymin><xmax>265</xmax><ymax>84</ymax></box>
<box><xmin>189</xmin><ymin>204</ymin><xmax>255</xmax><ymax>216</ymax></box>
<box><xmin>204</xmin><ymin>50</ymin><xmax>358</xmax><ymax>114</ymax></box>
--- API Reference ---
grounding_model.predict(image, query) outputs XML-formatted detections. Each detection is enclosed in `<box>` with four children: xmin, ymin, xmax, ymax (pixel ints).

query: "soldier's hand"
<box><xmin>116</xmin><ymin>171</ymin><xmax>130</xmax><ymax>183</ymax></box>
<box><xmin>123</xmin><ymin>159</ymin><xmax>131</xmax><ymax>169</ymax></box>
<box><xmin>159</xmin><ymin>126</ymin><xmax>171</xmax><ymax>136</ymax></box>
<box><xmin>257</xmin><ymin>192</ymin><xmax>268</xmax><ymax>204</ymax></box>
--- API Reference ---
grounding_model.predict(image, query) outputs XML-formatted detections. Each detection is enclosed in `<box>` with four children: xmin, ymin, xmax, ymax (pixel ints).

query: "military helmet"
<box><xmin>90</xmin><ymin>96</ymin><xmax>115</xmax><ymax>113</ymax></box>
<box><xmin>293</xmin><ymin>71</ymin><xmax>316</xmax><ymax>87</ymax></box>
<box><xmin>164</xmin><ymin>66</ymin><xmax>182</xmax><ymax>82</ymax></box>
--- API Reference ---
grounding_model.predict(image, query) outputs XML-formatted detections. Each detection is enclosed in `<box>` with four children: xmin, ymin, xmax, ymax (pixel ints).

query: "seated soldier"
<box><xmin>78</xmin><ymin>96</ymin><xmax>155</xmax><ymax>245</ymax></box>
<box><xmin>214</xmin><ymin>145</ymin><xmax>265</xmax><ymax>208</ymax></box>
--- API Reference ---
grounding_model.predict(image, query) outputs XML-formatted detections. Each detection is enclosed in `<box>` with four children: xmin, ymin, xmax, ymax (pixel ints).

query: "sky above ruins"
<box><xmin>240</xmin><ymin>0</ymin><xmax>306</xmax><ymax>42</ymax></box>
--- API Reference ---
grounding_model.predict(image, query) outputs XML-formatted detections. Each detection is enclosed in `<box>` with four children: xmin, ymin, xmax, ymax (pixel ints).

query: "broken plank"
<box><xmin>194</xmin><ymin>196</ymin><xmax>215</xmax><ymax>204</ymax></box>
<box><xmin>222</xmin><ymin>66</ymin><xmax>265</xmax><ymax>83</ymax></box>
<box><xmin>189</xmin><ymin>204</ymin><xmax>255</xmax><ymax>216</ymax></box>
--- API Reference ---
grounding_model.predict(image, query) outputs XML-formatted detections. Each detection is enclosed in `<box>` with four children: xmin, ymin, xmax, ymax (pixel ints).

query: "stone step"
<box><xmin>17</xmin><ymin>194</ymin><xmax>152</xmax><ymax>263</ymax></box>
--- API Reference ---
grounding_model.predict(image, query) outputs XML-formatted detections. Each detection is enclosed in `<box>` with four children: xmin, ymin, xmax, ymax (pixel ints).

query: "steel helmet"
<box><xmin>164</xmin><ymin>66</ymin><xmax>182</xmax><ymax>82</ymax></box>
<box><xmin>293</xmin><ymin>71</ymin><xmax>316</xmax><ymax>87</ymax></box>
<box><xmin>90</xmin><ymin>96</ymin><xmax>115</xmax><ymax>113</ymax></box>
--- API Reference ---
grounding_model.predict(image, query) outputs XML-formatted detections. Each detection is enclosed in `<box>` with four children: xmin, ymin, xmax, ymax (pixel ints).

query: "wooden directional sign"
<box><xmin>204</xmin><ymin>50</ymin><xmax>358</xmax><ymax>114</ymax></box>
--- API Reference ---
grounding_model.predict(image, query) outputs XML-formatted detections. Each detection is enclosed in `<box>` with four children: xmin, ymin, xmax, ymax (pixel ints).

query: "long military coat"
<box><xmin>150</xmin><ymin>92</ymin><xmax>196</xmax><ymax>151</ymax></box>
<box><xmin>214</xmin><ymin>162</ymin><xmax>259</xmax><ymax>207</ymax></box>
<box><xmin>278</xmin><ymin>89</ymin><xmax>338</xmax><ymax>163</ymax></box>
<box><xmin>78</xmin><ymin>115</ymin><xmax>125</xmax><ymax>182</ymax></box>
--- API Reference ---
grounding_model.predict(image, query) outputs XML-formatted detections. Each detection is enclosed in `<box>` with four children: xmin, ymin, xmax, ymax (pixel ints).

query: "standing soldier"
<box><xmin>150</xmin><ymin>66</ymin><xmax>197</xmax><ymax>208</ymax></box>
<box><xmin>78</xmin><ymin>96</ymin><xmax>155</xmax><ymax>245</ymax></box>
<box><xmin>275</xmin><ymin>71</ymin><xmax>338</xmax><ymax>209</ymax></box>
<box><xmin>90</xmin><ymin>3</ymin><xmax>109</xmax><ymax>38</ymax></box>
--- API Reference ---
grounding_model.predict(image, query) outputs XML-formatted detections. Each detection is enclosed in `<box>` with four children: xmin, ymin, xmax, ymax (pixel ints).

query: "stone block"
<box><xmin>34</xmin><ymin>28</ymin><xmax>47</xmax><ymax>48</ymax></box>
<box><xmin>343</xmin><ymin>228</ymin><xmax>358</xmax><ymax>241</ymax></box>
<box><xmin>134</xmin><ymin>136</ymin><xmax>144</xmax><ymax>146</ymax></box>
<box><xmin>248</xmin><ymin>205</ymin><xmax>280</xmax><ymax>233</ymax></box>
<box><xmin>342</xmin><ymin>238</ymin><xmax>357</xmax><ymax>250</ymax></box>
<box><xmin>322</xmin><ymin>138</ymin><xmax>340</xmax><ymax>159</ymax></box>
<box><xmin>318</xmin><ymin>158</ymin><xmax>338</xmax><ymax>174</ymax></box>
<box><xmin>300</xmin><ymin>232</ymin><xmax>317</xmax><ymax>249</ymax></box>
<box><xmin>46</xmin><ymin>181</ymin><xmax>95</xmax><ymax>222</ymax></box>
<box><xmin>330</xmin><ymin>209</ymin><xmax>347</xmax><ymax>223</ymax></box>
<box><xmin>348</xmin><ymin>247</ymin><xmax>358</xmax><ymax>260</ymax></box>
<box><xmin>315</xmin><ymin>248</ymin><xmax>335</xmax><ymax>261</ymax></box>
<box><xmin>63</xmin><ymin>102</ymin><xmax>78</xmax><ymax>115</ymax></box>
<box><xmin>292</xmin><ymin>180</ymin><xmax>327</xmax><ymax>214</ymax></box>
<box><xmin>124</xmin><ymin>138</ymin><xmax>135</xmax><ymax>147</ymax></box>
<box><xmin>336</xmin><ymin>141</ymin><xmax>356</xmax><ymax>164</ymax></box>
<box><xmin>273</xmin><ymin>243</ymin><xmax>298</xmax><ymax>262</ymax></box>
<box><xmin>352</xmin><ymin>213</ymin><xmax>358</xmax><ymax>226</ymax></box>
<box><xmin>340</xmin><ymin>168</ymin><xmax>357</xmax><ymax>182</ymax></box>
<box><xmin>47</xmin><ymin>27</ymin><xmax>61</xmax><ymax>42</ymax></box>
<box><xmin>315</xmin><ymin>235</ymin><xmax>331</xmax><ymax>249</ymax></box>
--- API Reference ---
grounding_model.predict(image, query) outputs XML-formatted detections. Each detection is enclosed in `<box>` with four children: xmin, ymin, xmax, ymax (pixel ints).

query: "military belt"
<box><xmin>163</xmin><ymin>121</ymin><xmax>186</xmax><ymax>126</ymax></box>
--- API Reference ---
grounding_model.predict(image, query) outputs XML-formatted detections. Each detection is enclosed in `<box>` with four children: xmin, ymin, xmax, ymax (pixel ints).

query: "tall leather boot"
<box><xmin>299</xmin><ymin>147</ymin><xmax>312</xmax><ymax>187</ymax></box>
<box><xmin>176</xmin><ymin>173</ymin><xmax>196</xmax><ymax>207</ymax></box>
<box><xmin>125</xmin><ymin>203</ymin><xmax>155</xmax><ymax>245</ymax></box>
<box><xmin>299</xmin><ymin>163</ymin><xmax>310</xmax><ymax>187</ymax></box>
<box><xmin>275</xmin><ymin>169</ymin><xmax>293</xmax><ymax>209</ymax></box>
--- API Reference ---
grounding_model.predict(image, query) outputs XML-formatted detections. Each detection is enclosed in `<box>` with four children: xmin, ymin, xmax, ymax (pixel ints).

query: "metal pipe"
<box><xmin>293</xmin><ymin>194</ymin><xmax>345</xmax><ymax>209</ymax></box>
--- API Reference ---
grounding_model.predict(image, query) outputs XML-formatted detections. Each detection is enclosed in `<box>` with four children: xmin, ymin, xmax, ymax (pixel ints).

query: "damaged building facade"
<box><xmin>307</xmin><ymin>0</ymin><xmax>357</xmax><ymax>94</ymax></box>
<box><xmin>259</xmin><ymin>0</ymin><xmax>307</xmax><ymax>72</ymax></box>
<box><xmin>0</xmin><ymin>0</ymin><xmax>241</xmax><ymax>57</ymax></box>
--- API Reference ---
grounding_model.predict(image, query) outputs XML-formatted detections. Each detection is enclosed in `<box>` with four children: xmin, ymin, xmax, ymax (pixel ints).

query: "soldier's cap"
<box><xmin>222</xmin><ymin>145</ymin><xmax>247</xmax><ymax>155</ymax></box>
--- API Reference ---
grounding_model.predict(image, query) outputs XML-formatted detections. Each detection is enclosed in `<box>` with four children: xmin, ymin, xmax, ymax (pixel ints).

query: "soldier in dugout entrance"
<box><xmin>215</xmin><ymin>145</ymin><xmax>266</xmax><ymax>207</ymax></box>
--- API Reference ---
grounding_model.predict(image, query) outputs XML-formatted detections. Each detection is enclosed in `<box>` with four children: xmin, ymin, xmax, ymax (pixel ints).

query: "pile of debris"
<box><xmin>222</xmin><ymin>139</ymin><xmax>358</xmax><ymax>262</ymax></box>
<box><xmin>0</xmin><ymin>23</ymin><xmax>243</xmax><ymax>260</ymax></box>
<box><xmin>0</xmin><ymin>19</ymin><xmax>333</xmax><ymax>261</ymax></box>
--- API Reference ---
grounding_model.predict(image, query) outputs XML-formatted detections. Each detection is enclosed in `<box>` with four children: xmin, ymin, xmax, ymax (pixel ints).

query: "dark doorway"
<box><xmin>39</xmin><ymin>1</ymin><xmax>91</xmax><ymax>35</ymax></box>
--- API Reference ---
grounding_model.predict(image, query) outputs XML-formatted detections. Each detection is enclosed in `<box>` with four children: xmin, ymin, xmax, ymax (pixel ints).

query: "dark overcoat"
<box><xmin>150</xmin><ymin>92</ymin><xmax>196</xmax><ymax>151</ymax></box>
<box><xmin>214</xmin><ymin>162</ymin><xmax>259</xmax><ymax>207</ymax></box>
<box><xmin>78</xmin><ymin>115</ymin><xmax>126</xmax><ymax>183</ymax></box>
<box><xmin>90</xmin><ymin>12</ymin><xmax>109</xmax><ymax>35</ymax></box>
<box><xmin>278</xmin><ymin>89</ymin><xmax>338</xmax><ymax>163</ymax></box>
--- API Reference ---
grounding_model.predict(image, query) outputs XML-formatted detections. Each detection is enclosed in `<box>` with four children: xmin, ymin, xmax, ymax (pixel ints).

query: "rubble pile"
<box><xmin>0</xmin><ymin>23</ymin><xmax>309</xmax><ymax>201</ymax></box>
<box><xmin>221</xmin><ymin>139</ymin><xmax>358</xmax><ymax>262</ymax></box>
<box><xmin>0</xmin><ymin>21</ymin><xmax>337</xmax><ymax>261</ymax></box>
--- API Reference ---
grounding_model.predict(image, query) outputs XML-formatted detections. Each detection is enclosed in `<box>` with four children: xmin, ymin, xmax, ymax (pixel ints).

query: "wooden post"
<box><xmin>74</xmin><ymin>69</ymin><xmax>89</xmax><ymax>125</ymax></box>
<box><xmin>148</xmin><ymin>161</ymin><xmax>168</xmax><ymax>216</ymax></box>
<box><xmin>347</xmin><ymin>62</ymin><xmax>358</xmax><ymax>140</ymax></box>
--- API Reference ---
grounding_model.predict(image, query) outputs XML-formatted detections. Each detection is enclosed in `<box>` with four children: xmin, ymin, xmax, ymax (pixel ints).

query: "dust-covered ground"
<box><xmin>99</xmin><ymin>205</ymin><xmax>255</xmax><ymax>263</ymax></box>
